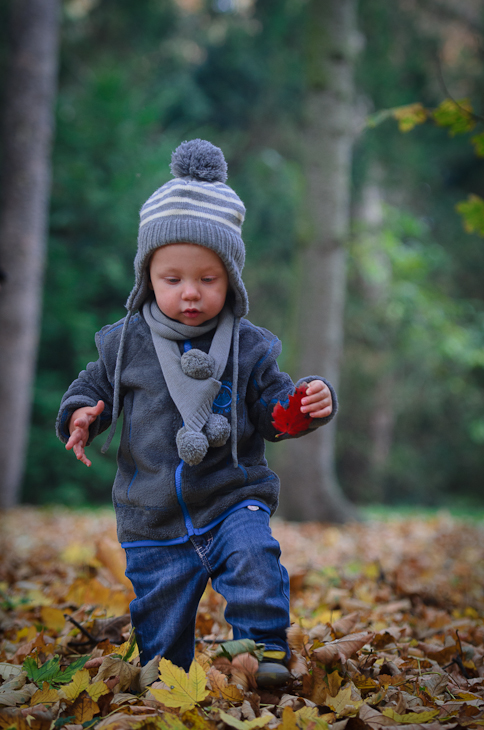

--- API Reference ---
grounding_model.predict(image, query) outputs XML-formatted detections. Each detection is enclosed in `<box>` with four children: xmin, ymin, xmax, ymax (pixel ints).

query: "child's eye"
<box><xmin>202</xmin><ymin>277</ymin><xmax>216</xmax><ymax>283</ymax></box>
<box><xmin>165</xmin><ymin>277</ymin><xmax>180</xmax><ymax>284</ymax></box>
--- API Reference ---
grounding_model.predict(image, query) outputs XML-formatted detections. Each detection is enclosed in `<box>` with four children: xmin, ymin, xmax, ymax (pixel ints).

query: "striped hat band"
<box><xmin>140</xmin><ymin>179</ymin><xmax>245</xmax><ymax>234</ymax></box>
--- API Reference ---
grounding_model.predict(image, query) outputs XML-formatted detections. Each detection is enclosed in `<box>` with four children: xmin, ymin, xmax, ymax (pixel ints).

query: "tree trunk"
<box><xmin>0</xmin><ymin>0</ymin><xmax>60</xmax><ymax>508</ymax></box>
<box><xmin>277</xmin><ymin>0</ymin><xmax>360</xmax><ymax>523</ymax></box>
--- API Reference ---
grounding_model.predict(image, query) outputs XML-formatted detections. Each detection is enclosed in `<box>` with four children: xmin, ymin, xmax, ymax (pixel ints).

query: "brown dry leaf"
<box><xmin>11</xmin><ymin>631</ymin><xmax>56</xmax><ymax>664</ymax></box>
<box><xmin>332</xmin><ymin>612</ymin><xmax>360</xmax><ymax>637</ymax></box>
<box><xmin>309</xmin><ymin>665</ymin><xmax>328</xmax><ymax>705</ymax></box>
<box><xmin>4</xmin><ymin>509</ymin><xmax>484</xmax><ymax>730</ymax></box>
<box><xmin>287</xmin><ymin>652</ymin><xmax>309</xmax><ymax>678</ymax></box>
<box><xmin>0</xmin><ymin>679</ymin><xmax>37</xmax><ymax>707</ymax></box>
<box><xmin>359</xmin><ymin>704</ymin><xmax>399</xmax><ymax>728</ymax></box>
<box><xmin>71</xmin><ymin>694</ymin><xmax>100</xmax><ymax>723</ymax></box>
<box><xmin>208</xmin><ymin>666</ymin><xmax>244</xmax><ymax>701</ymax></box>
<box><xmin>286</xmin><ymin>624</ymin><xmax>307</xmax><ymax>653</ymax></box>
<box><xmin>93</xmin><ymin>654</ymin><xmax>140</xmax><ymax>693</ymax></box>
<box><xmin>312</xmin><ymin>631</ymin><xmax>374</xmax><ymax>664</ymax></box>
<box><xmin>95</xmin><ymin>537</ymin><xmax>135</xmax><ymax>594</ymax></box>
<box><xmin>354</xmin><ymin>675</ymin><xmax>380</xmax><ymax>693</ymax></box>
<box><xmin>231</xmin><ymin>652</ymin><xmax>258</xmax><ymax>691</ymax></box>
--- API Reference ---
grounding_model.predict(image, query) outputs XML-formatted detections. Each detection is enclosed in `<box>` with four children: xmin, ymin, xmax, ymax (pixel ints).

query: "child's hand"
<box><xmin>300</xmin><ymin>380</ymin><xmax>332</xmax><ymax>419</ymax></box>
<box><xmin>66</xmin><ymin>400</ymin><xmax>105</xmax><ymax>467</ymax></box>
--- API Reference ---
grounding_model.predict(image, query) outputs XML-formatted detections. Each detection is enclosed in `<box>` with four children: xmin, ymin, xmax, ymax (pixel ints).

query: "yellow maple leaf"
<box><xmin>150</xmin><ymin>658</ymin><xmax>209</xmax><ymax>711</ymax></box>
<box><xmin>40</xmin><ymin>606</ymin><xmax>66</xmax><ymax>633</ymax></box>
<box><xmin>60</xmin><ymin>668</ymin><xmax>90</xmax><ymax>701</ymax></box>
<box><xmin>325</xmin><ymin>685</ymin><xmax>361</xmax><ymax>716</ymax></box>
<box><xmin>295</xmin><ymin>706</ymin><xmax>329</xmax><ymax>730</ymax></box>
<box><xmin>280</xmin><ymin>707</ymin><xmax>298</xmax><ymax>730</ymax></box>
<box><xmin>16</xmin><ymin>626</ymin><xmax>37</xmax><ymax>643</ymax></box>
<box><xmin>86</xmin><ymin>680</ymin><xmax>111</xmax><ymax>702</ymax></box>
<box><xmin>30</xmin><ymin>682</ymin><xmax>60</xmax><ymax>705</ymax></box>
<box><xmin>382</xmin><ymin>708</ymin><xmax>439</xmax><ymax>724</ymax></box>
<box><xmin>327</xmin><ymin>670</ymin><xmax>343</xmax><ymax>697</ymax></box>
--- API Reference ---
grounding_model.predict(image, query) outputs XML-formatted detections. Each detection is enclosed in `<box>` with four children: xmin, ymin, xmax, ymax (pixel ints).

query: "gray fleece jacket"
<box><xmin>56</xmin><ymin>313</ymin><xmax>337</xmax><ymax>545</ymax></box>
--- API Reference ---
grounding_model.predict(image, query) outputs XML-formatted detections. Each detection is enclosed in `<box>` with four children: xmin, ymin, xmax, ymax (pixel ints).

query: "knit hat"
<box><xmin>127</xmin><ymin>138</ymin><xmax>249</xmax><ymax>319</ymax></box>
<box><xmin>101</xmin><ymin>140</ymin><xmax>248</xmax><ymax>465</ymax></box>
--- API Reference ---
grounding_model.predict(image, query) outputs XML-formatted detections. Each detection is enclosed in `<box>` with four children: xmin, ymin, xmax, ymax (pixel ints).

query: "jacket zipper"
<box><xmin>175</xmin><ymin>459</ymin><xmax>194</xmax><ymax>536</ymax></box>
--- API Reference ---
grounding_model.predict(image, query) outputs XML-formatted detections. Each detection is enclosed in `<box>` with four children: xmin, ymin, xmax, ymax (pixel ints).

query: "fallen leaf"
<box><xmin>86</xmin><ymin>679</ymin><xmax>111</xmax><ymax>702</ymax></box>
<box><xmin>71</xmin><ymin>694</ymin><xmax>100</xmax><ymax>723</ymax></box>
<box><xmin>231</xmin><ymin>652</ymin><xmax>259</xmax><ymax>691</ymax></box>
<box><xmin>208</xmin><ymin>666</ymin><xmax>244</xmax><ymax>701</ymax></box>
<box><xmin>359</xmin><ymin>704</ymin><xmax>399</xmax><ymax>728</ymax></box>
<box><xmin>93</xmin><ymin>654</ymin><xmax>140</xmax><ymax>693</ymax></box>
<box><xmin>332</xmin><ymin>613</ymin><xmax>360</xmax><ymax>637</ymax></box>
<box><xmin>382</xmin><ymin>708</ymin><xmax>440</xmax><ymax>724</ymax></box>
<box><xmin>312</xmin><ymin>631</ymin><xmax>374</xmax><ymax>664</ymax></box>
<box><xmin>59</xmin><ymin>668</ymin><xmax>90</xmax><ymax>701</ymax></box>
<box><xmin>39</xmin><ymin>606</ymin><xmax>66</xmax><ymax>633</ymax></box>
<box><xmin>0</xmin><ymin>680</ymin><xmax>37</xmax><ymax>707</ymax></box>
<box><xmin>325</xmin><ymin>685</ymin><xmax>361</xmax><ymax>716</ymax></box>
<box><xmin>215</xmin><ymin>639</ymin><xmax>265</xmax><ymax>661</ymax></box>
<box><xmin>30</xmin><ymin>682</ymin><xmax>60</xmax><ymax>705</ymax></box>
<box><xmin>95</xmin><ymin>536</ymin><xmax>134</xmax><ymax>592</ymax></box>
<box><xmin>150</xmin><ymin>657</ymin><xmax>209</xmax><ymax>711</ymax></box>
<box><xmin>287</xmin><ymin>624</ymin><xmax>307</xmax><ymax>653</ymax></box>
<box><xmin>279</xmin><ymin>706</ymin><xmax>299</xmax><ymax>730</ymax></box>
<box><xmin>217</xmin><ymin>709</ymin><xmax>273</xmax><ymax>729</ymax></box>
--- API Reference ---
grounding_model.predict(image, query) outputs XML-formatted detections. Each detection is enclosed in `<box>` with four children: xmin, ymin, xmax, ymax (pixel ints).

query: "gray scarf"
<box><xmin>142</xmin><ymin>297</ymin><xmax>237</xmax><ymax>466</ymax></box>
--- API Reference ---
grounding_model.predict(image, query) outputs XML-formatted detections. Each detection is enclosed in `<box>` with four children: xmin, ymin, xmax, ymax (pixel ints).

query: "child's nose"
<box><xmin>182</xmin><ymin>283</ymin><xmax>201</xmax><ymax>300</ymax></box>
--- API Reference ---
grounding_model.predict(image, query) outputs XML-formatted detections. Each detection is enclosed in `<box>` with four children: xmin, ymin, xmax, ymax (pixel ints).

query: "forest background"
<box><xmin>0</xmin><ymin>0</ymin><xmax>483</xmax><ymax>517</ymax></box>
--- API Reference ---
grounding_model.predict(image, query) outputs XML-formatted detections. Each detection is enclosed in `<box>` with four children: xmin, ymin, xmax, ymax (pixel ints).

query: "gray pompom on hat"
<box><xmin>126</xmin><ymin>139</ymin><xmax>249</xmax><ymax>319</ymax></box>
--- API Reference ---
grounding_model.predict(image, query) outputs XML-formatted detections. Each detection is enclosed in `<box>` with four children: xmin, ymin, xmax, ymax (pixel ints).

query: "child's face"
<box><xmin>149</xmin><ymin>243</ymin><xmax>229</xmax><ymax>326</ymax></box>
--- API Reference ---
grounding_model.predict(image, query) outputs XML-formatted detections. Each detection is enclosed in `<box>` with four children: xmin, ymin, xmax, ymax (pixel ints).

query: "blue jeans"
<box><xmin>125</xmin><ymin>507</ymin><xmax>290</xmax><ymax>670</ymax></box>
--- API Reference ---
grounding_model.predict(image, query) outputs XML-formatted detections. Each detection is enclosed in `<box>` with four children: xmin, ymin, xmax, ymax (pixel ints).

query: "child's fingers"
<box><xmin>307</xmin><ymin>404</ymin><xmax>333</xmax><ymax>419</ymax></box>
<box><xmin>302</xmin><ymin>390</ymin><xmax>329</xmax><ymax>405</ymax></box>
<box><xmin>74</xmin><ymin>444</ymin><xmax>92</xmax><ymax>467</ymax></box>
<box><xmin>66</xmin><ymin>427</ymin><xmax>87</xmax><ymax>453</ymax></box>
<box><xmin>301</xmin><ymin>381</ymin><xmax>332</xmax><ymax>415</ymax></box>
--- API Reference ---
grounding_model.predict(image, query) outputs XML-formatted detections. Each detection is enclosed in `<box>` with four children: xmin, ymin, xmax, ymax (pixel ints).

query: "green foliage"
<box><xmin>471</xmin><ymin>131</ymin><xmax>484</xmax><ymax>157</ymax></box>
<box><xmin>366</xmin><ymin>96</ymin><xmax>483</xmax><ymax>237</ymax></box>
<box><xmin>339</xmin><ymin>206</ymin><xmax>484</xmax><ymax>505</ymax></box>
<box><xmin>23</xmin><ymin>654</ymin><xmax>91</xmax><ymax>688</ymax></box>
<box><xmin>456</xmin><ymin>194</ymin><xmax>484</xmax><ymax>237</ymax></box>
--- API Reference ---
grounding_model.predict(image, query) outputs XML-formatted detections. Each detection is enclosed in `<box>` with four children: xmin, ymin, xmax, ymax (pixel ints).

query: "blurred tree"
<box><xmin>277</xmin><ymin>0</ymin><xmax>360</xmax><ymax>522</ymax></box>
<box><xmin>338</xmin><ymin>0</ymin><xmax>484</xmax><ymax>508</ymax></box>
<box><xmin>0</xmin><ymin>0</ymin><xmax>60</xmax><ymax>508</ymax></box>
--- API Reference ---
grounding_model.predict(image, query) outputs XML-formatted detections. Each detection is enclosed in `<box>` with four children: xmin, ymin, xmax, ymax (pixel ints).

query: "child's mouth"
<box><xmin>183</xmin><ymin>309</ymin><xmax>201</xmax><ymax>318</ymax></box>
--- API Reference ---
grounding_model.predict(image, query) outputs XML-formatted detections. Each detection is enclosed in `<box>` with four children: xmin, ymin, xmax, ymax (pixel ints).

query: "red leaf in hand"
<box><xmin>272</xmin><ymin>385</ymin><xmax>312</xmax><ymax>437</ymax></box>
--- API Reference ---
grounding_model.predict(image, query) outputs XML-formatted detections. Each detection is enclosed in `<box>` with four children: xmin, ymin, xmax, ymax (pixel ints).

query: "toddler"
<box><xmin>56</xmin><ymin>139</ymin><xmax>337</xmax><ymax>686</ymax></box>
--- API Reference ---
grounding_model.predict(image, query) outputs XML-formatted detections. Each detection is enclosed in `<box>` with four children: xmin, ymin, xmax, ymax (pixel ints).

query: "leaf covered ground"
<box><xmin>1</xmin><ymin>508</ymin><xmax>484</xmax><ymax>730</ymax></box>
